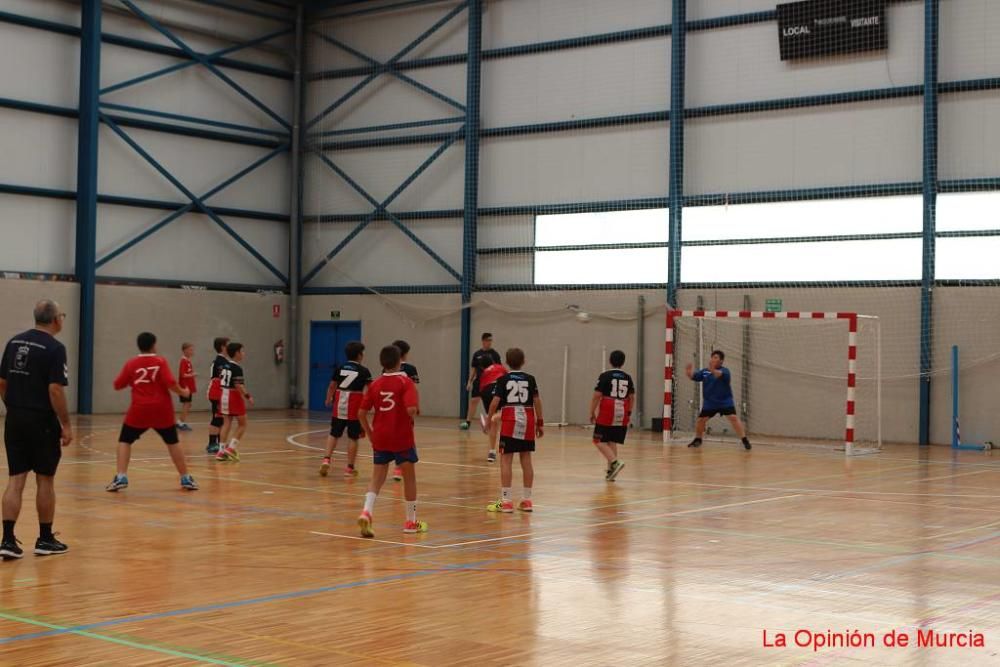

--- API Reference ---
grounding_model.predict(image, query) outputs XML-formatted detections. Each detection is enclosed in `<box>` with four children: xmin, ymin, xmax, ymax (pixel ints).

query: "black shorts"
<box><xmin>372</xmin><ymin>447</ymin><xmax>418</xmax><ymax>466</ymax></box>
<box><xmin>593</xmin><ymin>424</ymin><xmax>628</xmax><ymax>445</ymax></box>
<box><xmin>330</xmin><ymin>418</ymin><xmax>363</xmax><ymax>440</ymax></box>
<box><xmin>4</xmin><ymin>409</ymin><xmax>62</xmax><ymax>476</ymax></box>
<box><xmin>119</xmin><ymin>424</ymin><xmax>180</xmax><ymax>446</ymax></box>
<box><xmin>178</xmin><ymin>395</ymin><xmax>192</xmax><ymax>404</ymax></box>
<box><xmin>698</xmin><ymin>406</ymin><xmax>736</xmax><ymax>419</ymax></box>
<box><xmin>499</xmin><ymin>436</ymin><xmax>535</xmax><ymax>454</ymax></box>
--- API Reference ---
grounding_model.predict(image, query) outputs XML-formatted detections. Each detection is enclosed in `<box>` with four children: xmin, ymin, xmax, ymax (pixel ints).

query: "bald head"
<box><xmin>34</xmin><ymin>300</ymin><xmax>64</xmax><ymax>334</ymax></box>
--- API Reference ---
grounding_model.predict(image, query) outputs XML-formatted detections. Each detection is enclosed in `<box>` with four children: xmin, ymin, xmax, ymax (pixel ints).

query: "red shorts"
<box><xmin>219</xmin><ymin>388</ymin><xmax>246</xmax><ymax>417</ymax></box>
<box><xmin>207</xmin><ymin>377</ymin><xmax>222</xmax><ymax>401</ymax></box>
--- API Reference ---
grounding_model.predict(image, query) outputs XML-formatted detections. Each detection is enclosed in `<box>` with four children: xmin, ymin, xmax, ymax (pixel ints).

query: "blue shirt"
<box><xmin>692</xmin><ymin>367</ymin><xmax>734</xmax><ymax>410</ymax></box>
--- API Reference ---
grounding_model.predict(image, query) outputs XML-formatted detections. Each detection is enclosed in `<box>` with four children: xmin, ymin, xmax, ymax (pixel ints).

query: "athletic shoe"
<box><xmin>34</xmin><ymin>535</ymin><xmax>68</xmax><ymax>556</ymax></box>
<box><xmin>392</xmin><ymin>467</ymin><xmax>402</xmax><ymax>481</ymax></box>
<box><xmin>358</xmin><ymin>510</ymin><xmax>374</xmax><ymax>538</ymax></box>
<box><xmin>215</xmin><ymin>448</ymin><xmax>230</xmax><ymax>461</ymax></box>
<box><xmin>177</xmin><ymin>423</ymin><xmax>192</xmax><ymax>432</ymax></box>
<box><xmin>403</xmin><ymin>520</ymin><xmax>428</xmax><ymax>534</ymax></box>
<box><xmin>0</xmin><ymin>538</ymin><xmax>23</xmax><ymax>560</ymax></box>
<box><xmin>606</xmin><ymin>460</ymin><xmax>625</xmax><ymax>482</ymax></box>
<box><xmin>105</xmin><ymin>474</ymin><xmax>129</xmax><ymax>492</ymax></box>
<box><xmin>487</xmin><ymin>499</ymin><xmax>514</xmax><ymax>513</ymax></box>
<box><xmin>319</xmin><ymin>459</ymin><xmax>331</xmax><ymax>477</ymax></box>
<box><xmin>344</xmin><ymin>465</ymin><xmax>358</xmax><ymax>478</ymax></box>
<box><xmin>206</xmin><ymin>443</ymin><xmax>220</xmax><ymax>454</ymax></box>
<box><xmin>743</xmin><ymin>438</ymin><xmax>752</xmax><ymax>451</ymax></box>
<box><xmin>226</xmin><ymin>448</ymin><xmax>240</xmax><ymax>462</ymax></box>
<box><xmin>518</xmin><ymin>500</ymin><xmax>533</xmax><ymax>512</ymax></box>
<box><xmin>479</xmin><ymin>414</ymin><xmax>489</xmax><ymax>433</ymax></box>
<box><xmin>459</xmin><ymin>421</ymin><xmax>470</xmax><ymax>430</ymax></box>
<box><xmin>487</xmin><ymin>450</ymin><xmax>497</xmax><ymax>464</ymax></box>
<box><xmin>687</xmin><ymin>438</ymin><xmax>702</xmax><ymax>448</ymax></box>
<box><xmin>180</xmin><ymin>475</ymin><xmax>199</xmax><ymax>491</ymax></box>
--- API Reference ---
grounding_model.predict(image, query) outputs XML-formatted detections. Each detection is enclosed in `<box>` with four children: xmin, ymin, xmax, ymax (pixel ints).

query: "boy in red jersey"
<box><xmin>176</xmin><ymin>342</ymin><xmax>196</xmax><ymax>431</ymax></box>
<box><xmin>321</xmin><ymin>341</ymin><xmax>371</xmax><ymax>478</ymax></box>
<box><xmin>216</xmin><ymin>342</ymin><xmax>253</xmax><ymax>462</ymax></box>
<box><xmin>105</xmin><ymin>332</ymin><xmax>198</xmax><ymax>492</ymax></box>
<box><xmin>486</xmin><ymin>348</ymin><xmax>543</xmax><ymax>513</ymax></box>
<box><xmin>478</xmin><ymin>359</ymin><xmax>508</xmax><ymax>464</ymax></box>
<box><xmin>205</xmin><ymin>336</ymin><xmax>229</xmax><ymax>454</ymax></box>
<box><xmin>356</xmin><ymin>345</ymin><xmax>425</xmax><ymax>537</ymax></box>
<box><xmin>589</xmin><ymin>350</ymin><xmax>633</xmax><ymax>482</ymax></box>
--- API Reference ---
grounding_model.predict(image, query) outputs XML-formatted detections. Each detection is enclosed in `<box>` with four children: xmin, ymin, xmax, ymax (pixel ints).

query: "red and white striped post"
<box><xmin>664</xmin><ymin>309</ymin><xmax>859</xmax><ymax>454</ymax></box>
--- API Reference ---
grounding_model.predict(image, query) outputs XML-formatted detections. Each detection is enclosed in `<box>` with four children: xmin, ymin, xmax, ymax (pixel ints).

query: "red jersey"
<box><xmin>594</xmin><ymin>369</ymin><xmax>634</xmax><ymax>427</ymax></box>
<box><xmin>479</xmin><ymin>363</ymin><xmax>508</xmax><ymax>392</ymax></box>
<box><xmin>359</xmin><ymin>372</ymin><xmax>418</xmax><ymax>452</ymax></box>
<box><xmin>178</xmin><ymin>357</ymin><xmax>196</xmax><ymax>392</ymax></box>
<box><xmin>330</xmin><ymin>361</ymin><xmax>371</xmax><ymax>420</ymax></box>
<box><xmin>114</xmin><ymin>354</ymin><xmax>177</xmax><ymax>429</ymax></box>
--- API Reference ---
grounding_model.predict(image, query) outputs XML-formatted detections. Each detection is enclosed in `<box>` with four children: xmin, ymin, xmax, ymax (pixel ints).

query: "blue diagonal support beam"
<box><xmin>315</xmin><ymin>153</ymin><xmax>460</xmax><ymax>280</ymax></box>
<box><xmin>303</xmin><ymin>129</ymin><xmax>463</xmax><ymax>285</ymax></box>
<box><xmin>97</xmin><ymin>143</ymin><xmax>289</xmax><ymax>267</ymax></box>
<box><xmin>99</xmin><ymin>102</ymin><xmax>290</xmax><ymax>137</ymax></box>
<box><xmin>306</xmin><ymin>0</ymin><xmax>469</xmax><ymax>129</ymax></box>
<box><xmin>100</xmin><ymin>27</ymin><xmax>293</xmax><ymax>95</ymax></box>
<box><xmin>101</xmin><ymin>114</ymin><xmax>289</xmax><ymax>284</ymax></box>
<box><xmin>118</xmin><ymin>0</ymin><xmax>291</xmax><ymax>131</ymax></box>
<box><xmin>314</xmin><ymin>32</ymin><xmax>465</xmax><ymax>112</ymax></box>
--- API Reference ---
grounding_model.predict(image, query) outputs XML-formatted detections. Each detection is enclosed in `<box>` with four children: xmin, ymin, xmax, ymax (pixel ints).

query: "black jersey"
<box><xmin>220</xmin><ymin>361</ymin><xmax>244</xmax><ymax>389</ymax></box>
<box><xmin>495</xmin><ymin>370</ymin><xmax>539</xmax><ymax>408</ymax></box>
<box><xmin>594</xmin><ymin>369</ymin><xmax>635</xmax><ymax>399</ymax></box>
<box><xmin>471</xmin><ymin>348</ymin><xmax>501</xmax><ymax>380</ymax></box>
<box><xmin>331</xmin><ymin>360</ymin><xmax>372</xmax><ymax>392</ymax></box>
<box><xmin>400</xmin><ymin>362</ymin><xmax>420</xmax><ymax>384</ymax></box>
<box><xmin>0</xmin><ymin>329</ymin><xmax>68</xmax><ymax>413</ymax></box>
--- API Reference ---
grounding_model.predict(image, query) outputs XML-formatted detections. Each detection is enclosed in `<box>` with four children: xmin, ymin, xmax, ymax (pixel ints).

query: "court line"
<box><xmin>309</xmin><ymin>530</ymin><xmax>437</xmax><ymax>549</ymax></box>
<box><xmin>0</xmin><ymin>610</ymin><xmax>260</xmax><ymax>666</ymax></box>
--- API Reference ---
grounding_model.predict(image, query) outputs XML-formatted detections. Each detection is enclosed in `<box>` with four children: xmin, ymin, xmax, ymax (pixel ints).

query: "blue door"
<box><xmin>309</xmin><ymin>321</ymin><xmax>362</xmax><ymax>412</ymax></box>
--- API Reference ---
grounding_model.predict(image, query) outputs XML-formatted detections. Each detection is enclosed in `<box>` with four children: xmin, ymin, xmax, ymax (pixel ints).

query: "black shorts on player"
<box><xmin>593</xmin><ymin>424</ymin><xmax>628</xmax><ymax>445</ymax></box>
<box><xmin>499</xmin><ymin>436</ymin><xmax>535</xmax><ymax>454</ymax></box>
<box><xmin>698</xmin><ymin>406</ymin><xmax>736</xmax><ymax>419</ymax></box>
<box><xmin>119</xmin><ymin>424</ymin><xmax>180</xmax><ymax>446</ymax></box>
<box><xmin>178</xmin><ymin>395</ymin><xmax>192</xmax><ymax>404</ymax></box>
<box><xmin>4</xmin><ymin>410</ymin><xmax>62</xmax><ymax>476</ymax></box>
<box><xmin>330</xmin><ymin>418</ymin><xmax>363</xmax><ymax>440</ymax></box>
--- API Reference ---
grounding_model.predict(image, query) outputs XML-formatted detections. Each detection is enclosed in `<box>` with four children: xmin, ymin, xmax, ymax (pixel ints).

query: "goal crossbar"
<box><xmin>664</xmin><ymin>309</ymin><xmax>876</xmax><ymax>456</ymax></box>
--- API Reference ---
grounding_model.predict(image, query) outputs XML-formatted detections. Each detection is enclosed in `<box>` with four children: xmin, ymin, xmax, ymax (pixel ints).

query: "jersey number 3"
<box><xmin>379</xmin><ymin>391</ymin><xmax>396</xmax><ymax>412</ymax></box>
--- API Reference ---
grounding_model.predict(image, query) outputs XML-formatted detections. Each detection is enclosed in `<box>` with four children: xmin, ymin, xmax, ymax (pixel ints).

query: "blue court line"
<box><xmin>0</xmin><ymin>554</ymin><xmax>512</xmax><ymax>645</ymax></box>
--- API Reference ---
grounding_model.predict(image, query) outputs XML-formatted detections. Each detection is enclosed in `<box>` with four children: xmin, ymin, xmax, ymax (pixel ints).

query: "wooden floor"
<box><xmin>1</xmin><ymin>411</ymin><xmax>998</xmax><ymax>666</ymax></box>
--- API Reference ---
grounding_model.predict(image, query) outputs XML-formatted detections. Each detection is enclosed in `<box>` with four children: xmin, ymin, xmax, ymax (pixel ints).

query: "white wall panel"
<box><xmin>687</xmin><ymin>3</ymin><xmax>923</xmax><ymax>108</ymax></box>
<box><xmin>478</xmin><ymin>253</ymin><xmax>532</xmax><ymax>285</ymax></box>
<box><xmin>97</xmin><ymin>206</ymin><xmax>287</xmax><ymax>286</ymax></box>
<box><xmin>484</xmin><ymin>0</ymin><xmax>670</xmax><ymax>49</ymax></box>
<box><xmin>0</xmin><ymin>0</ymin><xmax>79</xmax><ymax>23</ymax></box>
<box><xmin>0</xmin><ymin>195</ymin><xmax>75</xmax><ymax>274</ymax></box>
<box><xmin>0</xmin><ymin>110</ymin><xmax>77</xmax><ymax>190</ymax></box>
<box><xmin>0</xmin><ymin>24</ymin><xmax>79</xmax><ymax>107</ymax></box>
<box><xmin>482</xmin><ymin>38</ymin><xmax>669</xmax><ymax>126</ymax></box>
<box><xmin>939</xmin><ymin>92</ymin><xmax>1000</xmax><ymax>180</ymax></box>
<box><xmin>687</xmin><ymin>0</ymin><xmax>777</xmax><ymax>21</ymax></box>
<box><xmin>477</xmin><ymin>215</ymin><xmax>534</xmax><ymax>248</ymax></box>
<box><xmin>940</xmin><ymin>0</ymin><xmax>1000</xmax><ymax>81</ymax></box>
<box><xmin>480</xmin><ymin>124</ymin><xmax>669</xmax><ymax>206</ymax></box>
<box><xmin>302</xmin><ymin>219</ymin><xmax>462</xmax><ymax>287</ymax></box>
<box><xmin>685</xmin><ymin>99</ymin><xmax>922</xmax><ymax>195</ymax></box>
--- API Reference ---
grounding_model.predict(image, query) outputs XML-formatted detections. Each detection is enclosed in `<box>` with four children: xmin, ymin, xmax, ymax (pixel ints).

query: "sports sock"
<box><xmin>228</xmin><ymin>438</ymin><xmax>239</xmax><ymax>450</ymax></box>
<box><xmin>522</xmin><ymin>488</ymin><xmax>532</xmax><ymax>500</ymax></box>
<box><xmin>501</xmin><ymin>487</ymin><xmax>512</xmax><ymax>502</ymax></box>
<box><xmin>405</xmin><ymin>501</ymin><xmax>417</xmax><ymax>523</ymax></box>
<box><xmin>363</xmin><ymin>491</ymin><xmax>377</xmax><ymax>515</ymax></box>
<box><xmin>208</xmin><ymin>434</ymin><xmax>219</xmax><ymax>446</ymax></box>
<box><xmin>39</xmin><ymin>523</ymin><xmax>54</xmax><ymax>540</ymax></box>
<box><xmin>2</xmin><ymin>520</ymin><xmax>14</xmax><ymax>541</ymax></box>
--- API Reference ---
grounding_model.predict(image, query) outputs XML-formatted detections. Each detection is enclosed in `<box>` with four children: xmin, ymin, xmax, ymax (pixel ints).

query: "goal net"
<box><xmin>665</xmin><ymin>309</ymin><xmax>882</xmax><ymax>455</ymax></box>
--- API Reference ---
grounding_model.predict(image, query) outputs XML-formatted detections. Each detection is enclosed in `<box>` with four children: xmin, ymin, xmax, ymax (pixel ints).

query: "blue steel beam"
<box><xmin>118</xmin><ymin>0</ymin><xmax>291</xmax><ymax>130</ymax></box>
<box><xmin>185</xmin><ymin>0</ymin><xmax>294</xmax><ymax>23</ymax></box>
<box><xmin>312</xmin><ymin>116</ymin><xmax>464</xmax><ymax>138</ymax></box>
<box><xmin>666</xmin><ymin>0</ymin><xmax>686</xmax><ymax>308</ymax></box>
<box><xmin>100</xmin><ymin>27</ymin><xmax>293</xmax><ymax>95</ymax></box>
<box><xmin>320</xmin><ymin>0</ymin><xmax>456</xmax><ymax>20</ymax></box>
<box><xmin>99</xmin><ymin>102</ymin><xmax>290</xmax><ymax>138</ymax></box>
<box><xmin>306</xmin><ymin>1</ymin><xmax>469</xmax><ymax>129</ymax></box>
<box><xmin>97</xmin><ymin>144</ymin><xmax>289</xmax><ymax>267</ymax></box>
<box><xmin>75</xmin><ymin>0</ymin><xmax>101</xmax><ymax>415</ymax></box>
<box><xmin>101</xmin><ymin>115</ymin><xmax>289</xmax><ymax>284</ymax></box>
<box><xmin>302</xmin><ymin>129</ymin><xmax>463</xmax><ymax>285</ymax></box>
<box><xmin>314</xmin><ymin>153</ymin><xmax>461</xmax><ymax>279</ymax></box>
<box><xmin>919</xmin><ymin>0</ymin><xmax>939</xmax><ymax>446</ymax></box>
<box><xmin>0</xmin><ymin>10</ymin><xmax>290</xmax><ymax>80</ymax></box>
<box><xmin>313</xmin><ymin>32</ymin><xmax>465</xmax><ymax>111</ymax></box>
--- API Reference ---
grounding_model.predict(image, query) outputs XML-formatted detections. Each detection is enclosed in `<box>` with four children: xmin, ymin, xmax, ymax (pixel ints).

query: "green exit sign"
<box><xmin>765</xmin><ymin>299</ymin><xmax>782</xmax><ymax>313</ymax></box>
<box><xmin>330</xmin><ymin>310</ymin><xmax>341</xmax><ymax>320</ymax></box>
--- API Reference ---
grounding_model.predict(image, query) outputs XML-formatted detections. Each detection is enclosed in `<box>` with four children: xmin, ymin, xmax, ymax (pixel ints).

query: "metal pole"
<box><xmin>287</xmin><ymin>3</ymin><xmax>305</xmax><ymax>408</ymax></box>
<box><xmin>918</xmin><ymin>0</ymin><xmax>939</xmax><ymax>445</ymax></box>
<box><xmin>666</xmin><ymin>0</ymin><xmax>686</xmax><ymax>308</ymax></box>
<box><xmin>636</xmin><ymin>294</ymin><xmax>644</xmax><ymax>430</ymax></box>
<box><xmin>459</xmin><ymin>0</ymin><xmax>482</xmax><ymax>419</ymax></box>
<box><xmin>75</xmin><ymin>0</ymin><xmax>101</xmax><ymax>414</ymax></box>
<box><xmin>741</xmin><ymin>294</ymin><xmax>751</xmax><ymax>430</ymax></box>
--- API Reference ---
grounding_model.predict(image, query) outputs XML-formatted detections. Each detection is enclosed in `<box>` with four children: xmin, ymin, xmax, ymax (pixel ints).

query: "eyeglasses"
<box><xmin>57</xmin><ymin>313</ymin><xmax>67</xmax><ymax>321</ymax></box>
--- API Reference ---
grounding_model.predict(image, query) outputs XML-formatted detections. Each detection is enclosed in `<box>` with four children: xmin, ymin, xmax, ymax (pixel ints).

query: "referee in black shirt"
<box><xmin>0</xmin><ymin>300</ymin><xmax>72</xmax><ymax>560</ymax></box>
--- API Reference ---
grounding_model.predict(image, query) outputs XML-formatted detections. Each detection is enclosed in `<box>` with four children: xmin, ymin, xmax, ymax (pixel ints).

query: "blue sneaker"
<box><xmin>105</xmin><ymin>474</ymin><xmax>128</xmax><ymax>492</ymax></box>
<box><xmin>206</xmin><ymin>443</ymin><xmax>220</xmax><ymax>454</ymax></box>
<box><xmin>180</xmin><ymin>475</ymin><xmax>199</xmax><ymax>491</ymax></box>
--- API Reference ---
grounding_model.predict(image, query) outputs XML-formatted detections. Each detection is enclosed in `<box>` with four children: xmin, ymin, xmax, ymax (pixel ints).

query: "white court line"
<box><xmin>309</xmin><ymin>530</ymin><xmax>437</xmax><ymax>549</ymax></box>
<box><xmin>904</xmin><ymin>469</ymin><xmax>994</xmax><ymax>484</ymax></box>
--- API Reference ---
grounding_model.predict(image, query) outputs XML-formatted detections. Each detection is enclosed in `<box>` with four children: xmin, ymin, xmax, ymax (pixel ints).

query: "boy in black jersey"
<box><xmin>216</xmin><ymin>343</ymin><xmax>252</xmax><ymax>462</ymax></box>
<box><xmin>321</xmin><ymin>341</ymin><xmax>372</xmax><ymax>478</ymax></box>
<box><xmin>590</xmin><ymin>350</ymin><xmax>634</xmax><ymax>481</ymax></box>
<box><xmin>206</xmin><ymin>336</ymin><xmax>229</xmax><ymax>454</ymax></box>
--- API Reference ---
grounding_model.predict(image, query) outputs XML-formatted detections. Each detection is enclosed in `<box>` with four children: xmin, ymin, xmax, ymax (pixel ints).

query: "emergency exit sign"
<box><xmin>330</xmin><ymin>310</ymin><xmax>341</xmax><ymax>320</ymax></box>
<box><xmin>765</xmin><ymin>299</ymin><xmax>783</xmax><ymax>312</ymax></box>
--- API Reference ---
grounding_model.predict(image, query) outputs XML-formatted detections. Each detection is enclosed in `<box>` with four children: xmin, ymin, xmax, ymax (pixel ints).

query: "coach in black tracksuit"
<box><xmin>0</xmin><ymin>300</ymin><xmax>72</xmax><ymax>560</ymax></box>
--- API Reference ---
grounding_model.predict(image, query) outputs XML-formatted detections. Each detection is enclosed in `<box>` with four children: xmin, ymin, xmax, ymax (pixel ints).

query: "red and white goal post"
<box><xmin>663</xmin><ymin>309</ymin><xmax>882</xmax><ymax>456</ymax></box>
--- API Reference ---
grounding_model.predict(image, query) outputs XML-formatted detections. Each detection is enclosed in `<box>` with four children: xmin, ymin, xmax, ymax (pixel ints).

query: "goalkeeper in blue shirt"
<box><xmin>685</xmin><ymin>350</ymin><xmax>751</xmax><ymax>450</ymax></box>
